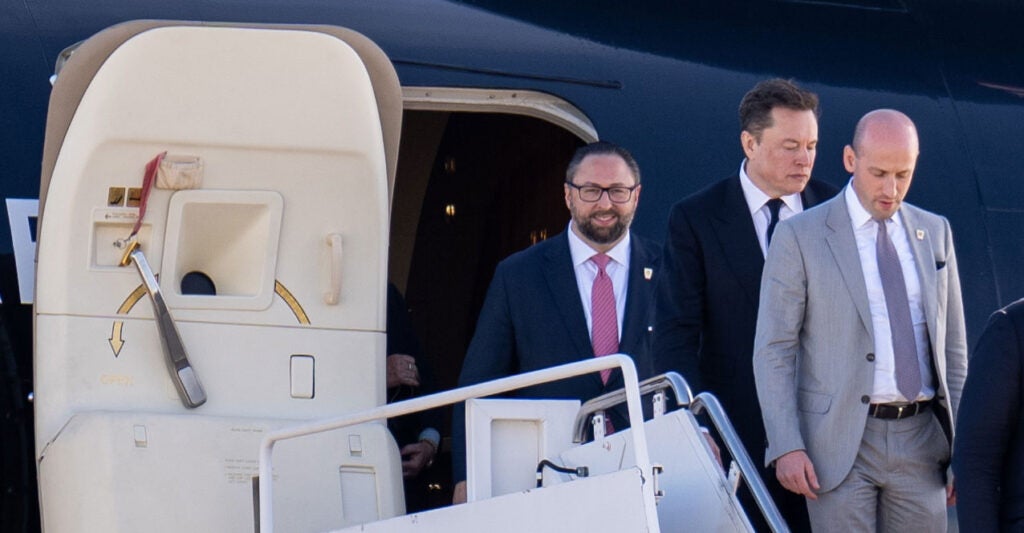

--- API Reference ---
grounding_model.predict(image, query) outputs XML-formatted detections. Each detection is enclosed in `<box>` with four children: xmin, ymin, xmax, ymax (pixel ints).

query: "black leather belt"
<box><xmin>868</xmin><ymin>400</ymin><xmax>932</xmax><ymax>420</ymax></box>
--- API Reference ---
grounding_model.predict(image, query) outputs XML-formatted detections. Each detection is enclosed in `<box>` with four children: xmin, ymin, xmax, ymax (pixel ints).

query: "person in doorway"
<box><xmin>385</xmin><ymin>282</ymin><xmax>443</xmax><ymax>512</ymax></box>
<box><xmin>450</xmin><ymin>141</ymin><xmax>661</xmax><ymax>504</ymax></box>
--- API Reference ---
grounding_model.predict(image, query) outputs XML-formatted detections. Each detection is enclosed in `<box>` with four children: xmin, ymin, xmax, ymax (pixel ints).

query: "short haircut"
<box><xmin>565</xmin><ymin>141</ymin><xmax>641</xmax><ymax>184</ymax></box>
<box><xmin>739</xmin><ymin>78</ymin><xmax>819</xmax><ymax>140</ymax></box>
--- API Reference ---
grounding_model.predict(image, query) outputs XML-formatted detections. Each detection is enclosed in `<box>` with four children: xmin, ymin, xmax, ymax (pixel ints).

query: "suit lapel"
<box><xmin>710</xmin><ymin>178</ymin><xmax>833</xmax><ymax>308</ymax></box>
<box><xmin>800</xmin><ymin>180</ymin><xmax>830</xmax><ymax>208</ymax></box>
<box><xmin>824</xmin><ymin>196</ymin><xmax>873</xmax><ymax>335</ymax></box>
<box><xmin>900</xmin><ymin>207</ymin><xmax>939</xmax><ymax>349</ymax></box>
<box><xmin>708</xmin><ymin>177</ymin><xmax>765</xmax><ymax>307</ymax></box>
<box><xmin>603</xmin><ymin>236</ymin><xmax>657</xmax><ymax>390</ymax></box>
<box><xmin>620</xmin><ymin>237</ymin><xmax>654</xmax><ymax>352</ymax></box>
<box><xmin>543</xmin><ymin>232</ymin><xmax>595</xmax><ymax>363</ymax></box>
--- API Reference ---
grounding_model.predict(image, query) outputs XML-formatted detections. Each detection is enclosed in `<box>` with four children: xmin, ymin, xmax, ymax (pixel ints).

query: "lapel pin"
<box><xmin>643</xmin><ymin>267</ymin><xmax>653</xmax><ymax>280</ymax></box>
<box><xmin>916</xmin><ymin>229</ymin><xmax>925</xmax><ymax>240</ymax></box>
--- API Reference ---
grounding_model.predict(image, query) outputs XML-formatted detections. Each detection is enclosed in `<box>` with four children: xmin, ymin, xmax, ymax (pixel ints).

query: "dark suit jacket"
<box><xmin>385</xmin><ymin>283</ymin><xmax>442</xmax><ymax>449</ymax></box>
<box><xmin>452</xmin><ymin>230</ymin><xmax>661</xmax><ymax>482</ymax></box>
<box><xmin>653</xmin><ymin>175</ymin><xmax>837</xmax><ymax>458</ymax></box>
<box><xmin>954</xmin><ymin>298</ymin><xmax>1024</xmax><ymax>532</ymax></box>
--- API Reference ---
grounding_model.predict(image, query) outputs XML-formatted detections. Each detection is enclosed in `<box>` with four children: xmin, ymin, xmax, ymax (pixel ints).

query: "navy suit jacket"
<box><xmin>452</xmin><ymin>230</ymin><xmax>661</xmax><ymax>482</ymax></box>
<box><xmin>653</xmin><ymin>175</ymin><xmax>837</xmax><ymax>458</ymax></box>
<box><xmin>954</xmin><ymin>298</ymin><xmax>1024</xmax><ymax>532</ymax></box>
<box><xmin>385</xmin><ymin>283</ymin><xmax>442</xmax><ymax>448</ymax></box>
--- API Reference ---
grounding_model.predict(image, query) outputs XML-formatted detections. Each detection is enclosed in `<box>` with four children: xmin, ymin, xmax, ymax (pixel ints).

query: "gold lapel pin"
<box><xmin>916</xmin><ymin>229</ymin><xmax>925</xmax><ymax>240</ymax></box>
<box><xmin>643</xmin><ymin>267</ymin><xmax>653</xmax><ymax>280</ymax></box>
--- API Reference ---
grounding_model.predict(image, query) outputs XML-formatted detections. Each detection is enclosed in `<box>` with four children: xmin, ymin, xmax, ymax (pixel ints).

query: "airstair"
<box><xmin>259</xmin><ymin>356</ymin><xmax>787</xmax><ymax>532</ymax></box>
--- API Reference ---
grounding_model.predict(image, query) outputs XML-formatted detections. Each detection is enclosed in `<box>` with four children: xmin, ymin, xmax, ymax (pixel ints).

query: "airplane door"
<box><xmin>34</xmin><ymin>21</ymin><xmax>402</xmax><ymax>532</ymax></box>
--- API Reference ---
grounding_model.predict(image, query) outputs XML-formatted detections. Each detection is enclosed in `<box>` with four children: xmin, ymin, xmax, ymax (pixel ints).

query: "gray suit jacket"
<box><xmin>753</xmin><ymin>190</ymin><xmax>968</xmax><ymax>493</ymax></box>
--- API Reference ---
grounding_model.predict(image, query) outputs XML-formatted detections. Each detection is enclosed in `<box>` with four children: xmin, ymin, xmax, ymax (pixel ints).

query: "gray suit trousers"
<box><xmin>807</xmin><ymin>411</ymin><xmax>949</xmax><ymax>532</ymax></box>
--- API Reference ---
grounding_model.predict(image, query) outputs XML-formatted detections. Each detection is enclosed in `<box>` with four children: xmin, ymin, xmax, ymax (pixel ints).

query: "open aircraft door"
<box><xmin>33</xmin><ymin>21</ymin><xmax>403</xmax><ymax>532</ymax></box>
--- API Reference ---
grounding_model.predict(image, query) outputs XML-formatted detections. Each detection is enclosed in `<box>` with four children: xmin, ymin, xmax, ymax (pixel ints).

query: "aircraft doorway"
<box><xmin>388</xmin><ymin>96</ymin><xmax>591</xmax><ymax>507</ymax></box>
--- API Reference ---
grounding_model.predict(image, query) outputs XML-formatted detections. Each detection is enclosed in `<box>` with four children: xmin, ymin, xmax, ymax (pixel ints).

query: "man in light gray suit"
<box><xmin>753</xmin><ymin>109</ymin><xmax>967</xmax><ymax>531</ymax></box>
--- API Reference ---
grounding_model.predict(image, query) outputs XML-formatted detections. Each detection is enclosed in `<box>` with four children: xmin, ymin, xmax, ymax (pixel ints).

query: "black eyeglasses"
<box><xmin>566</xmin><ymin>183</ymin><xmax>638</xmax><ymax>203</ymax></box>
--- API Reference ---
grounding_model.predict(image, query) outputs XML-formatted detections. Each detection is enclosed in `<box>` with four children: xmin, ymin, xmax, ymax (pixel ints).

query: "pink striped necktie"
<box><xmin>590</xmin><ymin>253</ymin><xmax>619</xmax><ymax>385</ymax></box>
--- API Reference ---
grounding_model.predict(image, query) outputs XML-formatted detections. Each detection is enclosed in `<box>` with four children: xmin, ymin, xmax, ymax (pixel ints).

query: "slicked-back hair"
<box><xmin>565</xmin><ymin>141</ymin><xmax>641</xmax><ymax>185</ymax></box>
<box><xmin>739</xmin><ymin>78</ymin><xmax>819</xmax><ymax>141</ymax></box>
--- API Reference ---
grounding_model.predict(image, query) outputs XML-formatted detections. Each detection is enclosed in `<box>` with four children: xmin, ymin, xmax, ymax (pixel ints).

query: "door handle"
<box><xmin>120</xmin><ymin>240</ymin><xmax>207</xmax><ymax>408</ymax></box>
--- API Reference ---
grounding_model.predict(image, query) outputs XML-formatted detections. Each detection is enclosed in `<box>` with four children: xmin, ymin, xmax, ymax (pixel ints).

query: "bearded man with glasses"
<box><xmin>451</xmin><ymin>141</ymin><xmax>661</xmax><ymax>504</ymax></box>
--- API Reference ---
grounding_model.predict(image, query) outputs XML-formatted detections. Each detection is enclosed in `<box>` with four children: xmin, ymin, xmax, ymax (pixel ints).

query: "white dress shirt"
<box><xmin>739</xmin><ymin>160</ymin><xmax>805</xmax><ymax>257</ymax></box>
<box><xmin>844</xmin><ymin>183</ymin><xmax>935</xmax><ymax>403</ymax></box>
<box><xmin>567</xmin><ymin>223</ymin><xmax>630</xmax><ymax>341</ymax></box>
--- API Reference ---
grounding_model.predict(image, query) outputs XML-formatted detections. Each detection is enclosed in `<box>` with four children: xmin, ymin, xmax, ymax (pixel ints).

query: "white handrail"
<box><xmin>257</xmin><ymin>354</ymin><xmax>655</xmax><ymax>532</ymax></box>
<box><xmin>691</xmin><ymin>393</ymin><xmax>789</xmax><ymax>533</ymax></box>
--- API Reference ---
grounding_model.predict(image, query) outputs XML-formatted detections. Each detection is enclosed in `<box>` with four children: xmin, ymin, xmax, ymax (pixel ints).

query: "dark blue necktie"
<box><xmin>765</xmin><ymin>198</ymin><xmax>784</xmax><ymax>247</ymax></box>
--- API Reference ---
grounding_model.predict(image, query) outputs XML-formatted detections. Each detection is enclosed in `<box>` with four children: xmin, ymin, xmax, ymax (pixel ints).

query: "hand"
<box><xmin>946</xmin><ymin>479</ymin><xmax>956</xmax><ymax>507</ymax></box>
<box><xmin>453</xmin><ymin>480</ymin><xmax>467</xmax><ymax>504</ymax></box>
<box><xmin>400</xmin><ymin>441</ymin><xmax>435</xmax><ymax>479</ymax></box>
<box><xmin>701</xmin><ymin>430</ymin><xmax>723</xmax><ymax>469</ymax></box>
<box><xmin>775</xmin><ymin>450</ymin><xmax>820</xmax><ymax>500</ymax></box>
<box><xmin>386</xmin><ymin>353</ymin><xmax>420</xmax><ymax>388</ymax></box>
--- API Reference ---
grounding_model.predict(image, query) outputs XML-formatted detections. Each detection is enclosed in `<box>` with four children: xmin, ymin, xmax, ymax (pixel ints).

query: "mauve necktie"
<box><xmin>876</xmin><ymin>219</ymin><xmax>922</xmax><ymax>401</ymax></box>
<box><xmin>590</xmin><ymin>253</ymin><xmax>618</xmax><ymax>385</ymax></box>
<box><xmin>766</xmin><ymin>198</ymin><xmax>784</xmax><ymax>247</ymax></box>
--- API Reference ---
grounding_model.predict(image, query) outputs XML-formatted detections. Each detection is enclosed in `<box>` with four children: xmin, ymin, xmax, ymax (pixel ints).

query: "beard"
<box><xmin>573</xmin><ymin>208</ymin><xmax>632</xmax><ymax>245</ymax></box>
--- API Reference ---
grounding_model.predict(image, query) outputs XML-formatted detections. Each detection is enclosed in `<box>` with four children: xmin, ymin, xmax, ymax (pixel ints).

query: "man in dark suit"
<box><xmin>954</xmin><ymin>298</ymin><xmax>1024</xmax><ymax>531</ymax></box>
<box><xmin>654</xmin><ymin>78</ymin><xmax>837</xmax><ymax>531</ymax></box>
<box><xmin>385</xmin><ymin>282</ymin><xmax>444</xmax><ymax>511</ymax></box>
<box><xmin>451</xmin><ymin>141</ymin><xmax>660</xmax><ymax>503</ymax></box>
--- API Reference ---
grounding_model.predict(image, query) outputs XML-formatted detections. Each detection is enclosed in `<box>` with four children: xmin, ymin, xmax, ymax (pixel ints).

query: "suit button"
<box><xmin>866</xmin><ymin>353</ymin><xmax>875</xmax><ymax>362</ymax></box>
<box><xmin>861</xmin><ymin>395</ymin><xmax>870</xmax><ymax>404</ymax></box>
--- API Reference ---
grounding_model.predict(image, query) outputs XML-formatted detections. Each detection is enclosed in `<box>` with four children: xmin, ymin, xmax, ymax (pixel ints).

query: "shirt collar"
<box><xmin>568</xmin><ymin>221</ymin><xmax>631</xmax><ymax>268</ymax></box>
<box><xmin>739</xmin><ymin>159</ymin><xmax>802</xmax><ymax>215</ymax></box>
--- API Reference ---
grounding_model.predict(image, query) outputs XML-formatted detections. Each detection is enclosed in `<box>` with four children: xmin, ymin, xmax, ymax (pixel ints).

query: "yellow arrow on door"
<box><xmin>109</xmin><ymin>321</ymin><xmax>125</xmax><ymax>357</ymax></box>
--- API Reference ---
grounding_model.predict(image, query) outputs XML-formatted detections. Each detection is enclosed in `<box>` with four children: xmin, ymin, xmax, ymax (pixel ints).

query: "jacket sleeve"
<box><xmin>451</xmin><ymin>264</ymin><xmax>517</xmax><ymax>482</ymax></box>
<box><xmin>653</xmin><ymin>204</ymin><xmax>706</xmax><ymax>391</ymax></box>
<box><xmin>939</xmin><ymin>217</ymin><xmax>968</xmax><ymax>421</ymax></box>
<box><xmin>384</xmin><ymin>283</ymin><xmax>444</xmax><ymax>446</ymax></box>
<box><xmin>953</xmin><ymin>307</ymin><xmax>1021</xmax><ymax>533</ymax></box>
<box><xmin>752</xmin><ymin>221</ymin><xmax>808</xmax><ymax>467</ymax></box>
